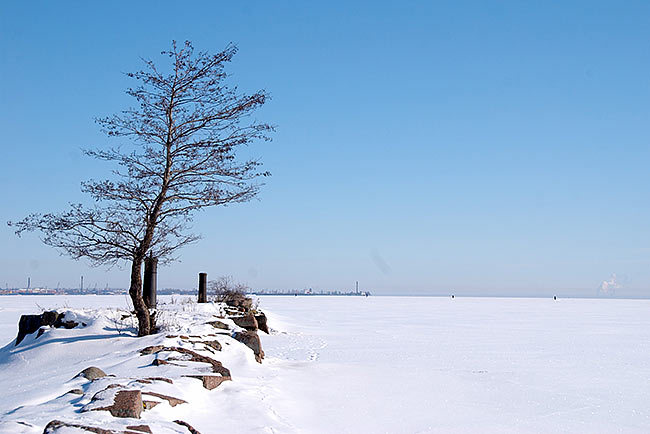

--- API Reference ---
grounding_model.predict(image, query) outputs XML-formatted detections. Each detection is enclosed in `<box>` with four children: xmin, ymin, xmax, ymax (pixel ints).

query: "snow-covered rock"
<box><xmin>0</xmin><ymin>298</ymin><xmax>272</xmax><ymax>433</ymax></box>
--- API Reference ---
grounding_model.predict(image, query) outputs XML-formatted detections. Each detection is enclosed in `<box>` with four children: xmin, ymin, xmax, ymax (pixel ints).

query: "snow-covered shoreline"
<box><xmin>2</xmin><ymin>295</ymin><xmax>650</xmax><ymax>433</ymax></box>
<box><xmin>0</xmin><ymin>297</ymin><xmax>279</xmax><ymax>433</ymax></box>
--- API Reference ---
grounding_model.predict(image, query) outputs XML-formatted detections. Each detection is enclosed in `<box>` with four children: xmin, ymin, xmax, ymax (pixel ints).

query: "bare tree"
<box><xmin>208</xmin><ymin>275</ymin><xmax>255</xmax><ymax>312</ymax></box>
<box><xmin>9</xmin><ymin>41</ymin><xmax>272</xmax><ymax>336</ymax></box>
<box><xmin>209</xmin><ymin>275</ymin><xmax>250</xmax><ymax>301</ymax></box>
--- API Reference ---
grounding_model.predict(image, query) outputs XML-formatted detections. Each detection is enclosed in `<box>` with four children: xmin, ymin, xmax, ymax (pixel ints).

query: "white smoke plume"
<box><xmin>598</xmin><ymin>273</ymin><xmax>624</xmax><ymax>296</ymax></box>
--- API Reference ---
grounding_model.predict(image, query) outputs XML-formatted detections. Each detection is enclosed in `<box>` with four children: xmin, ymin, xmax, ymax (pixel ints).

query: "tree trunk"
<box><xmin>129</xmin><ymin>258</ymin><xmax>151</xmax><ymax>336</ymax></box>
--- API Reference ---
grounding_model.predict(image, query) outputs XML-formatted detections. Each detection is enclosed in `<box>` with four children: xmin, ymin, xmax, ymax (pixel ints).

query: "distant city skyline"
<box><xmin>1</xmin><ymin>1</ymin><xmax>649</xmax><ymax>297</ymax></box>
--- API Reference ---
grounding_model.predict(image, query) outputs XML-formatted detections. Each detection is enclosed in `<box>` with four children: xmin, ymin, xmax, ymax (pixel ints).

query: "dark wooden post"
<box><xmin>198</xmin><ymin>272</ymin><xmax>207</xmax><ymax>303</ymax></box>
<box><xmin>143</xmin><ymin>257</ymin><xmax>158</xmax><ymax>308</ymax></box>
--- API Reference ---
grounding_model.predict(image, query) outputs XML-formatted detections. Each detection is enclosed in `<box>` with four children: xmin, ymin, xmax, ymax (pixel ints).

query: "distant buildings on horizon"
<box><xmin>0</xmin><ymin>287</ymin><xmax>371</xmax><ymax>297</ymax></box>
<box><xmin>0</xmin><ymin>287</ymin><xmax>193</xmax><ymax>296</ymax></box>
<box><xmin>252</xmin><ymin>288</ymin><xmax>371</xmax><ymax>296</ymax></box>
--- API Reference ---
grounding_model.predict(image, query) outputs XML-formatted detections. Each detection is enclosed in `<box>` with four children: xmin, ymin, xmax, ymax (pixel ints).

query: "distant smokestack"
<box><xmin>81</xmin><ymin>275</ymin><xmax>84</xmax><ymax>292</ymax></box>
<box><xmin>27</xmin><ymin>277</ymin><xmax>30</xmax><ymax>289</ymax></box>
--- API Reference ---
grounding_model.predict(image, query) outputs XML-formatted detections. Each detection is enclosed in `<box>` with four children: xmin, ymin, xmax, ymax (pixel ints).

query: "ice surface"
<box><xmin>1</xmin><ymin>295</ymin><xmax>650</xmax><ymax>433</ymax></box>
<box><xmin>259</xmin><ymin>296</ymin><xmax>650</xmax><ymax>433</ymax></box>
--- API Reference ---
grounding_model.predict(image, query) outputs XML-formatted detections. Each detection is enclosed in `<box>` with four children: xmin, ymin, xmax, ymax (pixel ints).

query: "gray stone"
<box><xmin>77</xmin><ymin>366</ymin><xmax>107</xmax><ymax>381</ymax></box>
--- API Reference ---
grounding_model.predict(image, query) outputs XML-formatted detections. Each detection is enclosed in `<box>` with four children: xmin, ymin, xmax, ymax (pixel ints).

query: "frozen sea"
<box><xmin>1</xmin><ymin>294</ymin><xmax>650</xmax><ymax>433</ymax></box>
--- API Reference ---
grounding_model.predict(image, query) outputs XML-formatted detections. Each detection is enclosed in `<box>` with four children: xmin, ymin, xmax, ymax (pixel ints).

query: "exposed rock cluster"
<box><xmin>222</xmin><ymin>293</ymin><xmax>269</xmax><ymax>363</ymax></box>
<box><xmin>11</xmin><ymin>293</ymin><xmax>270</xmax><ymax>434</ymax></box>
<box><xmin>15</xmin><ymin>310</ymin><xmax>81</xmax><ymax>345</ymax></box>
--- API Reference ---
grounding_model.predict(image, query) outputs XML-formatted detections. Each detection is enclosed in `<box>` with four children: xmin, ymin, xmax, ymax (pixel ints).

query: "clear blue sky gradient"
<box><xmin>1</xmin><ymin>1</ymin><xmax>649</xmax><ymax>296</ymax></box>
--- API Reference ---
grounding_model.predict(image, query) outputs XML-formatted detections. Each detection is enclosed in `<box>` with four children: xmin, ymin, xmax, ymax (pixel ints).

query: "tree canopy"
<box><xmin>10</xmin><ymin>41</ymin><xmax>273</xmax><ymax>335</ymax></box>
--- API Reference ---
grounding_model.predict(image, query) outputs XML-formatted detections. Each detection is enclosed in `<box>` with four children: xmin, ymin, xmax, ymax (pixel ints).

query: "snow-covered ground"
<box><xmin>1</xmin><ymin>295</ymin><xmax>650</xmax><ymax>433</ymax></box>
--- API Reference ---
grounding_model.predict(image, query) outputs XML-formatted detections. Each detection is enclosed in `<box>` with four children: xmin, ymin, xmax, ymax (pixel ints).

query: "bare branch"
<box><xmin>9</xmin><ymin>40</ymin><xmax>272</xmax><ymax>336</ymax></box>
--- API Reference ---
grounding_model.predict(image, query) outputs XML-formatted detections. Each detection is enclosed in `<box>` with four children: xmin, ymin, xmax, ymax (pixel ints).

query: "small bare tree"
<box><xmin>9</xmin><ymin>41</ymin><xmax>272</xmax><ymax>336</ymax></box>
<box><xmin>209</xmin><ymin>275</ymin><xmax>254</xmax><ymax>311</ymax></box>
<box><xmin>209</xmin><ymin>275</ymin><xmax>249</xmax><ymax>300</ymax></box>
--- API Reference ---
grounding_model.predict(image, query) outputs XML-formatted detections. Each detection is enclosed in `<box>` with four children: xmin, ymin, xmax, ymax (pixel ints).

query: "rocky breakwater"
<box><xmin>2</xmin><ymin>294</ymin><xmax>271</xmax><ymax>434</ymax></box>
<box><xmin>221</xmin><ymin>292</ymin><xmax>270</xmax><ymax>363</ymax></box>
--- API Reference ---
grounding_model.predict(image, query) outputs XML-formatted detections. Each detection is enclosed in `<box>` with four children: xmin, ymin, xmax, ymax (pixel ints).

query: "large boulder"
<box><xmin>91</xmin><ymin>389</ymin><xmax>143</xmax><ymax>419</ymax></box>
<box><xmin>233</xmin><ymin>330</ymin><xmax>264</xmax><ymax>363</ymax></box>
<box><xmin>15</xmin><ymin>311</ymin><xmax>79</xmax><ymax>345</ymax></box>
<box><xmin>255</xmin><ymin>312</ymin><xmax>269</xmax><ymax>334</ymax></box>
<box><xmin>15</xmin><ymin>315</ymin><xmax>44</xmax><ymax>345</ymax></box>
<box><xmin>231</xmin><ymin>312</ymin><xmax>258</xmax><ymax>331</ymax></box>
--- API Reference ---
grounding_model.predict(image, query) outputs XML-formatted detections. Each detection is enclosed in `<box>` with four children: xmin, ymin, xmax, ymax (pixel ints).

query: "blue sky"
<box><xmin>1</xmin><ymin>1</ymin><xmax>649</xmax><ymax>296</ymax></box>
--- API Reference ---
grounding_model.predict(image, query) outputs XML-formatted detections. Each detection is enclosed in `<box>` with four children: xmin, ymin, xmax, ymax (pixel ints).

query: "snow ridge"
<box><xmin>0</xmin><ymin>298</ymin><xmax>284</xmax><ymax>434</ymax></box>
